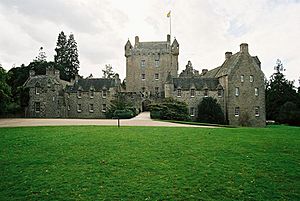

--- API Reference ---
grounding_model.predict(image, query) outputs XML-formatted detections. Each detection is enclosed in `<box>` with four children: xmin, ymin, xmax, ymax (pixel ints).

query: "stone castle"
<box><xmin>24</xmin><ymin>35</ymin><xmax>266</xmax><ymax>126</ymax></box>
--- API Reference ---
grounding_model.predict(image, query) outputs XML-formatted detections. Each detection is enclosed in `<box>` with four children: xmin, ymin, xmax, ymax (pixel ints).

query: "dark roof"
<box><xmin>173</xmin><ymin>77</ymin><xmax>220</xmax><ymax>90</ymax></box>
<box><xmin>23</xmin><ymin>75</ymin><xmax>60</xmax><ymax>88</ymax></box>
<box><xmin>66</xmin><ymin>78</ymin><xmax>116</xmax><ymax>92</ymax></box>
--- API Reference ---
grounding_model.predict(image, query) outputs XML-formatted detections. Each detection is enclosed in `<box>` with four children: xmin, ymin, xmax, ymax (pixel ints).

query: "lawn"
<box><xmin>0</xmin><ymin>125</ymin><xmax>299</xmax><ymax>200</ymax></box>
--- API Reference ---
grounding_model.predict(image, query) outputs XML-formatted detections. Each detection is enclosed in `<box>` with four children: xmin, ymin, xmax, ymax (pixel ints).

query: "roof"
<box><xmin>173</xmin><ymin>77</ymin><xmax>220</xmax><ymax>90</ymax></box>
<box><xmin>214</xmin><ymin>52</ymin><xmax>241</xmax><ymax>78</ymax></box>
<box><xmin>23</xmin><ymin>75</ymin><xmax>60</xmax><ymax>88</ymax></box>
<box><xmin>136</xmin><ymin>41</ymin><xmax>169</xmax><ymax>51</ymax></box>
<box><xmin>66</xmin><ymin>78</ymin><xmax>116</xmax><ymax>92</ymax></box>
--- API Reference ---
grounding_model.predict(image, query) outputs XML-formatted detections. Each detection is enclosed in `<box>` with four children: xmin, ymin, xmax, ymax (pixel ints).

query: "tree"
<box><xmin>0</xmin><ymin>65</ymin><xmax>12</xmax><ymax>115</ymax></box>
<box><xmin>277</xmin><ymin>101</ymin><xmax>300</xmax><ymax>126</ymax></box>
<box><xmin>34</xmin><ymin>47</ymin><xmax>47</xmax><ymax>62</ymax></box>
<box><xmin>66</xmin><ymin>33</ymin><xmax>80</xmax><ymax>80</ymax></box>
<box><xmin>102</xmin><ymin>64</ymin><xmax>115</xmax><ymax>78</ymax></box>
<box><xmin>266</xmin><ymin>59</ymin><xmax>298</xmax><ymax>121</ymax></box>
<box><xmin>54</xmin><ymin>31</ymin><xmax>79</xmax><ymax>81</ymax></box>
<box><xmin>197</xmin><ymin>97</ymin><xmax>224</xmax><ymax>124</ymax></box>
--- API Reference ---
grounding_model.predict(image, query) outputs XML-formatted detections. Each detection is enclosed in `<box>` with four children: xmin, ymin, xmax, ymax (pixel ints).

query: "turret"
<box><xmin>125</xmin><ymin>39</ymin><xmax>132</xmax><ymax>58</ymax></box>
<box><xmin>171</xmin><ymin>38</ymin><xmax>179</xmax><ymax>55</ymax></box>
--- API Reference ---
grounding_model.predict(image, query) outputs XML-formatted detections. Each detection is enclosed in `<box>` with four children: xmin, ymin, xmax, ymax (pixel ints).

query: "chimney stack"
<box><xmin>225</xmin><ymin>52</ymin><xmax>232</xmax><ymax>59</ymax></box>
<box><xmin>240</xmin><ymin>43</ymin><xmax>249</xmax><ymax>53</ymax></box>
<box><xmin>135</xmin><ymin>36</ymin><xmax>139</xmax><ymax>45</ymax></box>
<box><xmin>29</xmin><ymin>70</ymin><xmax>35</xmax><ymax>77</ymax></box>
<box><xmin>202</xmin><ymin>69</ymin><xmax>208</xmax><ymax>75</ymax></box>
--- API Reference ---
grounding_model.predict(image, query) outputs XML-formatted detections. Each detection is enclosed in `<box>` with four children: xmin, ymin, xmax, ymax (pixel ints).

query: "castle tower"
<box><xmin>125</xmin><ymin>35</ymin><xmax>179</xmax><ymax>96</ymax></box>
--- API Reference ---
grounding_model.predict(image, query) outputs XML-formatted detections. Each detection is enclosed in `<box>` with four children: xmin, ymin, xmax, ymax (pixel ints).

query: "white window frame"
<box><xmin>177</xmin><ymin>89</ymin><xmax>182</xmax><ymax>97</ymax></box>
<box><xmin>235</xmin><ymin>87</ymin><xmax>239</xmax><ymax>96</ymax></box>
<box><xmin>190</xmin><ymin>107</ymin><xmax>195</xmax><ymax>117</ymax></box>
<box><xmin>250</xmin><ymin>75</ymin><xmax>254</xmax><ymax>83</ymax></box>
<box><xmin>255</xmin><ymin>88</ymin><xmax>259</xmax><ymax>96</ymax></box>
<box><xmin>77</xmin><ymin>104</ymin><xmax>82</xmax><ymax>113</ymax></box>
<box><xmin>155</xmin><ymin>60</ymin><xmax>159</xmax><ymax>67</ymax></box>
<box><xmin>90</xmin><ymin>90</ymin><xmax>94</xmax><ymax>99</ymax></box>
<box><xmin>235</xmin><ymin>107</ymin><xmax>240</xmax><ymax>117</ymax></box>
<box><xmin>191</xmin><ymin>89</ymin><xmax>195</xmax><ymax>97</ymax></box>
<box><xmin>77</xmin><ymin>90</ymin><xmax>82</xmax><ymax>99</ymax></box>
<box><xmin>35</xmin><ymin>87</ymin><xmax>40</xmax><ymax>95</ymax></box>
<box><xmin>155</xmin><ymin>73</ymin><xmax>159</xmax><ymax>80</ymax></box>
<box><xmin>102</xmin><ymin>104</ymin><xmax>106</xmax><ymax>112</ymax></box>
<box><xmin>141</xmin><ymin>60</ymin><xmax>145</xmax><ymax>68</ymax></box>
<box><xmin>255</xmin><ymin>106</ymin><xmax>260</xmax><ymax>117</ymax></box>
<box><xmin>35</xmin><ymin>102</ymin><xmax>41</xmax><ymax>113</ymax></box>
<box><xmin>204</xmin><ymin>89</ymin><xmax>208</xmax><ymax>97</ymax></box>
<box><xmin>218</xmin><ymin>89</ymin><xmax>222</xmax><ymax>97</ymax></box>
<box><xmin>142</xmin><ymin>74</ymin><xmax>145</xmax><ymax>80</ymax></box>
<box><xmin>241</xmin><ymin>75</ymin><xmax>244</xmax><ymax>83</ymax></box>
<box><xmin>102</xmin><ymin>90</ymin><xmax>107</xmax><ymax>98</ymax></box>
<box><xmin>155</xmin><ymin>87</ymin><xmax>159</xmax><ymax>94</ymax></box>
<box><xmin>89</xmin><ymin>104</ymin><xmax>94</xmax><ymax>112</ymax></box>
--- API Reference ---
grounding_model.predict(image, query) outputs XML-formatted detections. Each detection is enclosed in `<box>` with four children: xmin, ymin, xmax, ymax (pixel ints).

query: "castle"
<box><xmin>24</xmin><ymin>35</ymin><xmax>266</xmax><ymax>127</ymax></box>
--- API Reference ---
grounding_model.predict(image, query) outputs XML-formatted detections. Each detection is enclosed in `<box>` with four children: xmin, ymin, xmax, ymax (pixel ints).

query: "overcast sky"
<box><xmin>0</xmin><ymin>0</ymin><xmax>299</xmax><ymax>85</ymax></box>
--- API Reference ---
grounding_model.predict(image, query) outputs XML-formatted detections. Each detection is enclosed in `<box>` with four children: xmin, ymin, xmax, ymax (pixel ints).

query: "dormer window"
<box><xmin>102</xmin><ymin>89</ymin><xmax>107</xmax><ymax>98</ymax></box>
<box><xmin>218</xmin><ymin>89</ymin><xmax>223</xmax><ymax>97</ymax></box>
<box><xmin>35</xmin><ymin>83</ymin><xmax>41</xmax><ymax>95</ymax></box>
<box><xmin>77</xmin><ymin>90</ymin><xmax>82</xmax><ymax>98</ymax></box>
<box><xmin>191</xmin><ymin>89</ymin><xmax>195</xmax><ymax>97</ymax></box>
<box><xmin>204</xmin><ymin>89</ymin><xmax>208</xmax><ymax>97</ymax></box>
<box><xmin>90</xmin><ymin>90</ymin><xmax>94</xmax><ymax>98</ymax></box>
<box><xmin>141</xmin><ymin>60</ymin><xmax>145</xmax><ymax>68</ymax></box>
<box><xmin>250</xmin><ymin>75</ymin><xmax>254</xmax><ymax>83</ymax></box>
<box><xmin>155</xmin><ymin>60</ymin><xmax>159</xmax><ymax>67</ymax></box>
<box><xmin>177</xmin><ymin>89</ymin><xmax>182</xmax><ymax>97</ymax></box>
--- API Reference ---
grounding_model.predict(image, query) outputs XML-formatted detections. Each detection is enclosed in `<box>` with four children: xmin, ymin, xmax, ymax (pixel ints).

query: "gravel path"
<box><xmin>0</xmin><ymin>112</ymin><xmax>216</xmax><ymax>128</ymax></box>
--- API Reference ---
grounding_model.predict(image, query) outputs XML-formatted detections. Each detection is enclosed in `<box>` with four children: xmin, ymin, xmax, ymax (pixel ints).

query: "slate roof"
<box><xmin>173</xmin><ymin>77</ymin><xmax>220</xmax><ymax>90</ymax></box>
<box><xmin>66</xmin><ymin>78</ymin><xmax>116</xmax><ymax>92</ymax></box>
<box><xmin>23</xmin><ymin>75</ymin><xmax>60</xmax><ymax>88</ymax></box>
<box><xmin>136</xmin><ymin>41</ymin><xmax>169</xmax><ymax>51</ymax></box>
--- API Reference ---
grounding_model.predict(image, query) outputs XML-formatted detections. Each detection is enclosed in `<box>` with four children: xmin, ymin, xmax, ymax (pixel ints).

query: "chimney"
<box><xmin>54</xmin><ymin>69</ymin><xmax>60</xmax><ymax>79</ymax></box>
<box><xmin>225</xmin><ymin>52</ymin><xmax>232</xmax><ymax>59</ymax></box>
<box><xmin>167</xmin><ymin>34</ymin><xmax>170</xmax><ymax>43</ymax></box>
<box><xmin>240</xmin><ymin>43</ymin><xmax>249</xmax><ymax>53</ymax></box>
<box><xmin>202</xmin><ymin>69</ymin><xmax>208</xmax><ymax>75</ymax></box>
<box><xmin>29</xmin><ymin>70</ymin><xmax>35</xmax><ymax>77</ymax></box>
<box><xmin>135</xmin><ymin>36</ymin><xmax>139</xmax><ymax>45</ymax></box>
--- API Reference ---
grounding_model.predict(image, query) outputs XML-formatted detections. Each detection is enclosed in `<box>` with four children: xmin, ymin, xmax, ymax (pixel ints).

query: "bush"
<box><xmin>149</xmin><ymin>98</ymin><xmax>189</xmax><ymax>121</ymax></box>
<box><xmin>197</xmin><ymin>97</ymin><xmax>225</xmax><ymax>124</ymax></box>
<box><xmin>278</xmin><ymin>101</ymin><xmax>300</xmax><ymax>126</ymax></box>
<box><xmin>113</xmin><ymin>109</ymin><xmax>134</xmax><ymax>119</ymax></box>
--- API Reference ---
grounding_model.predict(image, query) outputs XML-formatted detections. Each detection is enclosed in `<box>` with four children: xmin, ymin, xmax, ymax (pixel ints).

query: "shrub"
<box><xmin>149</xmin><ymin>98</ymin><xmax>189</xmax><ymax>121</ymax></box>
<box><xmin>278</xmin><ymin>101</ymin><xmax>300</xmax><ymax>126</ymax></box>
<box><xmin>197</xmin><ymin>97</ymin><xmax>224</xmax><ymax>124</ymax></box>
<box><xmin>113</xmin><ymin>109</ymin><xmax>134</xmax><ymax>119</ymax></box>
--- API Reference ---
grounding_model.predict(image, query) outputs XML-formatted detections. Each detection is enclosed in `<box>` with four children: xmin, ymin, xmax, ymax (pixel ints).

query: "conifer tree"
<box><xmin>66</xmin><ymin>33</ymin><xmax>79</xmax><ymax>80</ymax></box>
<box><xmin>54</xmin><ymin>31</ymin><xmax>68</xmax><ymax>65</ymax></box>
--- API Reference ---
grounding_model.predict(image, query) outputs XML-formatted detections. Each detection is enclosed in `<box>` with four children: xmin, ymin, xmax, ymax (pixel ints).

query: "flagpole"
<box><xmin>170</xmin><ymin>13</ymin><xmax>171</xmax><ymax>39</ymax></box>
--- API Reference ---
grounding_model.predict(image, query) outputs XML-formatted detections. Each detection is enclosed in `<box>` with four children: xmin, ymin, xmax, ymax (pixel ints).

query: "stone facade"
<box><xmin>24</xmin><ymin>35</ymin><xmax>266</xmax><ymax>127</ymax></box>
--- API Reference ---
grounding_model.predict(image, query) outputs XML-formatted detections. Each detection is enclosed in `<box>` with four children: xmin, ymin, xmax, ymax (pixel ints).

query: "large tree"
<box><xmin>0</xmin><ymin>65</ymin><xmax>12</xmax><ymax>115</ymax></box>
<box><xmin>266</xmin><ymin>59</ymin><xmax>299</xmax><ymax>122</ymax></box>
<box><xmin>54</xmin><ymin>31</ymin><xmax>79</xmax><ymax>81</ymax></box>
<box><xmin>102</xmin><ymin>64</ymin><xmax>115</xmax><ymax>78</ymax></box>
<box><xmin>197</xmin><ymin>97</ymin><xmax>224</xmax><ymax>124</ymax></box>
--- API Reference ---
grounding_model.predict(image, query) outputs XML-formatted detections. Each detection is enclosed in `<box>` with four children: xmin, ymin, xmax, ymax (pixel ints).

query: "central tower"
<box><xmin>125</xmin><ymin>35</ymin><xmax>179</xmax><ymax>97</ymax></box>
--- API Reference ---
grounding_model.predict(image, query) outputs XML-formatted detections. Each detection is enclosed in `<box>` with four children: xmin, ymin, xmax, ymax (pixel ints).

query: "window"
<box><xmin>155</xmin><ymin>60</ymin><xmax>160</xmax><ymax>67</ymax></box>
<box><xmin>67</xmin><ymin>105</ymin><xmax>70</xmax><ymax>111</ymax></box>
<box><xmin>235</xmin><ymin>107</ymin><xmax>240</xmax><ymax>116</ymax></box>
<box><xmin>255</xmin><ymin>106</ymin><xmax>260</xmax><ymax>117</ymax></box>
<box><xmin>35</xmin><ymin>87</ymin><xmax>41</xmax><ymax>95</ymax></box>
<box><xmin>142</xmin><ymin>74</ymin><xmax>145</xmax><ymax>80</ymax></box>
<box><xmin>47</xmin><ymin>80</ymin><xmax>51</xmax><ymax>87</ymax></box>
<box><xmin>102</xmin><ymin>104</ymin><xmax>106</xmax><ymax>112</ymax></box>
<box><xmin>250</xmin><ymin>75</ymin><xmax>254</xmax><ymax>83</ymax></box>
<box><xmin>255</xmin><ymin>88</ymin><xmax>259</xmax><ymax>96</ymax></box>
<box><xmin>235</xmin><ymin>87</ymin><xmax>239</xmax><ymax>96</ymax></box>
<box><xmin>89</xmin><ymin>104</ymin><xmax>94</xmax><ymax>112</ymax></box>
<box><xmin>190</xmin><ymin>107</ymin><xmax>195</xmax><ymax>117</ymax></box>
<box><xmin>155</xmin><ymin>87</ymin><xmax>159</xmax><ymax>94</ymax></box>
<box><xmin>241</xmin><ymin>75</ymin><xmax>244</xmax><ymax>83</ymax></box>
<box><xmin>155</xmin><ymin>73</ymin><xmax>159</xmax><ymax>80</ymax></box>
<box><xmin>77</xmin><ymin>104</ymin><xmax>82</xmax><ymax>112</ymax></box>
<box><xmin>177</xmin><ymin>89</ymin><xmax>182</xmax><ymax>97</ymax></box>
<box><xmin>35</xmin><ymin>102</ymin><xmax>40</xmax><ymax>112</ymax></box>
<box><xmin>90</xmin><ymin>90</ymin><xmax>94</xmax><ymax>98</ymax></box>
<box><xmin>77</xmin><ymin>90</ymin><xmax>82</xmax><ymax>98</ymax></box>
<box><xmin>141</xmin><ymin>87</ymin><xmax>146</xmax><ymax>93</ymax></box>
<box><xmin>191</xmin><ymin>89</ymin><xmax>195</xmax><ymax>97</ymax></box>
<box><xmin>141</xmin><ymin>60</ymin><xmax>145</xmax><ymax>68</ymax></box>
<box><xmin>218</xmin><ymin>89</ymin><xmax>223</xmax><ymax>97</ymax></box>
<box><xmin>204</xmin><ymin>89</ymin><xmax>208</xmax><ymax>97</ymax></box>
<box><xmin>102</xmin><ymin>90</ymin><xmax>107</xmax><ymax>98</ymax></box>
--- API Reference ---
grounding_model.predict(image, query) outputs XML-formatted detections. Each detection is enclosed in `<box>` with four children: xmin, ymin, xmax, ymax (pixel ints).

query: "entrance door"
<box><xmin>142</xmin><ymin>99</ymin><xmax>151</xmax><ymax>111</ymax></box>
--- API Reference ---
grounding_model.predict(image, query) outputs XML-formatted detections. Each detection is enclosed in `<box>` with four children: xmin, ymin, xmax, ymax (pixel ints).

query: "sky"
<box><xmin>0</xmin><ymin>0</ymin><xmax>299</xmax><ymax>86</ymax></box>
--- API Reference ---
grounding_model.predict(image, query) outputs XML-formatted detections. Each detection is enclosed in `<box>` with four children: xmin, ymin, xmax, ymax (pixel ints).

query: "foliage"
<box><xmin>102</xmin><ymin>64</ymin><xmax>115</xmax><ymax>78</ymax></box>
<box><xmin>113</xmin><ymin>109</ymin><xmax>134</xmax><ymax>119</ymax></box>
<box><xmin>106</xmin><ymin>93</ymin><xmax>137</xmax><ymax>119</ymax></box>
<box><xmin>197</xmin><ymin>97</ymin><xmax>224</xmax><ymax>124</ymax></box>
<box><xmin>0</xmin><ymin>125</ymin><xmax>299</xmax><ymax>200</ymax></box>
<box><xmin>34</xmin><ymin>47</ymin><xmax>47</xmax><ymax>62</ymax></box>
<box><xmin>266</xmin><ymin>60</ymin><xmax>300</xmax><ymax>124</ymax></box>
<box><xmin>277</xmin><ymin>101</ymin><xmax>300</xmax><ymax>126</ymax></box>
<box><xmin>149</xmin><ymin>98</ymin><xmax>189</xmax><ymax>121</ymax></box>
<box><xmin>54</xmin><ymin>31</ymin><xmax>79</xmax><ymax>81</ymax></box>
<box><xmin>0</xmin><ymin>66</ymin><xmax>12</xmax><ymax>114</ymax></box>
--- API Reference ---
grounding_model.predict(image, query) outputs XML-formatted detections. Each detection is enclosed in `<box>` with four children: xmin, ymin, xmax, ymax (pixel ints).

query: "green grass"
<box><xmin>0</xmin><ymin>125</ymin><xmax>299</xmax><ymax>200</ymax></box>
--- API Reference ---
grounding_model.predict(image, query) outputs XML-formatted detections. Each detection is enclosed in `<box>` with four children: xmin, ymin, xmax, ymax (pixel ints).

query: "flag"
<box><xmin>167</xmin><ymin>11</ymin><xmax>171</xmax><ymax>18</ymax></box>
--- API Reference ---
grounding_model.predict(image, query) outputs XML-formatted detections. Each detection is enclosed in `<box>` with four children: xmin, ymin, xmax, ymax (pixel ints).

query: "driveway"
<box><xmin>0</xmin><ymin>112</ymin><xmax>216</xmax><ymax>128</ymax></box>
